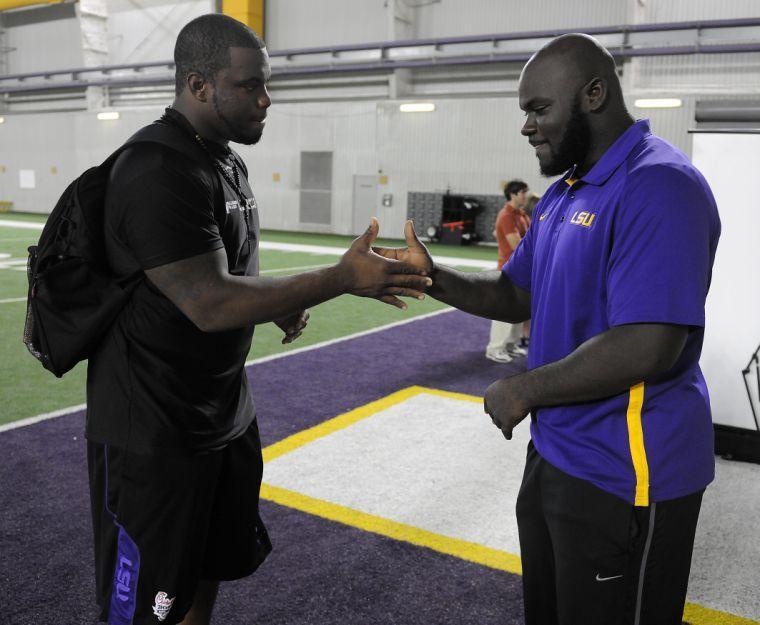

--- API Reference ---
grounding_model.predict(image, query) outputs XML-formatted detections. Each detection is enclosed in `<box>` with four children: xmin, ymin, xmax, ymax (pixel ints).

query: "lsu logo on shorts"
<box><xmin>152</xmin><ymin>591</ymin><xmax>175</xmax><ymax>622</ymax></box>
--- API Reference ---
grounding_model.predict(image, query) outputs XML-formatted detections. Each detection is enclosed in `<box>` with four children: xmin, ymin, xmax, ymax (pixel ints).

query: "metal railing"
<box><xmin>1</xmin><ymin>16</ymin><xmax>759</xmax><ymax>95</ymax></box>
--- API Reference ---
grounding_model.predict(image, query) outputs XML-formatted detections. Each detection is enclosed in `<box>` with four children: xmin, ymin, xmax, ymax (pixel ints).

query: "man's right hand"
<box><xmin>337</xmin><ymin>217</ymin><xmax>432</xmax><ymax>310</ymax></box>
<box><xmin>372</xmin><ymin>220</ymin><xmax>435</xmax><ymax>275</ymax></box>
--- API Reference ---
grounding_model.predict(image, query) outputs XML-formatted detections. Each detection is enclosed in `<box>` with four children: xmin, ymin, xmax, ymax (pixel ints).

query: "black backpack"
<box><xmin>23</xmin><ymin>121</ymin><xmax>214</xmax><ymax>378</ymax></box>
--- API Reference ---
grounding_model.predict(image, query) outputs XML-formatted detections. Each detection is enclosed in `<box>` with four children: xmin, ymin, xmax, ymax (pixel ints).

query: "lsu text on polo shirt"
<box><xmin>504</xmin><ymin>119</ymin><xmax>721</xmax><ymax>505</ymax></box>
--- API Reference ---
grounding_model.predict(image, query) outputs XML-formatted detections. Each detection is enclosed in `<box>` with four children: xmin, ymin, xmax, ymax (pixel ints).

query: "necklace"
<box><xmin>192</xmin><ymin>132</ymin><xmax>254</xmax><ymax>256</ymax></box>
<box><xmin>162</xmin><ymin>109</ymin><xmax>256</xmax><ymax>255</ymax></box>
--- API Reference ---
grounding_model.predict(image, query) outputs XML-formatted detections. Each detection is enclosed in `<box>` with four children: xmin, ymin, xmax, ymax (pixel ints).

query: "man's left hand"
<box><xmin>484</xmin><ymin>375</ymin><xmax>531</xmax><ymax>440</ymax></box>
<box><xmin>275</xmin><ymin>309</ymin><xmax>310</xmax><ymax>344</ymax></box>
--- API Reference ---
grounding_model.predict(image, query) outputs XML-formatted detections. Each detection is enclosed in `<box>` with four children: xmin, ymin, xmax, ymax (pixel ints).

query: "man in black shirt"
<box><xmin>86</xmin><ymin>14</ymin><xmax>430</xmax><ymax>625</ymax></box>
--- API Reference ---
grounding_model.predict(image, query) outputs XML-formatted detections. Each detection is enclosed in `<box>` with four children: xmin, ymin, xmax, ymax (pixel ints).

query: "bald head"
<box><xmin>526</xmin><ymin>33</ymin><xmax>620</xmax><ymax>95</ymax></box>
<box><xmin>518</xmin><ymin>33</ymin><xmax>633</xmax><ymax>177</ymax></box>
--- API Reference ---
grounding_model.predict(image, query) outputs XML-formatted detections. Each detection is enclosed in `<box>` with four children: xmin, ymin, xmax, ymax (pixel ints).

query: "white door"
<box><xmin>352</xmin><ymin>175</ymin><xmax>377</xmax><ymax>235</ymax></box>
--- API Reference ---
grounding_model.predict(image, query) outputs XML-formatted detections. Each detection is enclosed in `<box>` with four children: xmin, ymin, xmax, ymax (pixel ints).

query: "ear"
<box><xmin>582</xmin><ymin>77</ymin><xmax>607</xmax><ymax>113</ymax></box>
<box><xmin>185</xmin><ymin>72</ymin><xmax>211</xmax><ymax>103</ymax></box>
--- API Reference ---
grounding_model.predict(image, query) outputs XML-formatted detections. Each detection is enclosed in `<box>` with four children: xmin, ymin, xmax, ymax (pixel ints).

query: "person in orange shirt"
<box><xmin>486</xmin><ymin>179</ymin><xmax>530</xmax><ymax>362</ymax></box>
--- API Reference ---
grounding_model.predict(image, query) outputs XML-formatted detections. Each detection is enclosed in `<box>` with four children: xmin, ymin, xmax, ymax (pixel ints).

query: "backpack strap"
<box><xmin>99</xmin><ymin>120</ymin><xmax>222</xmax><ymax>199</ymax></box>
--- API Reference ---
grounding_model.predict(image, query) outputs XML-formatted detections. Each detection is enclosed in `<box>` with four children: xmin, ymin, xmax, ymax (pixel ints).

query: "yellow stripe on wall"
<box><xmin>0</xmin><ymin>0</ymin><xmax>64</xmax><ymax>11</ymax></box>
<box><xmin>222</xmin><ymin>0</ymin><xmax>264</xmax><ymax>37</ymax></box>
<box><xmin>626</xmin><ymin>382</ymin><xmax>650</xmax><ymax>506</ymax></box>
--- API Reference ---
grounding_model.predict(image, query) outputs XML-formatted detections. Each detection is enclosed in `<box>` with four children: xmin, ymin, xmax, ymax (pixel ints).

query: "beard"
<box><xmin>539</xmin><ymin>98</ymin><xmax>592</xmax><ymax>177</ymax></box>
<box><xmin>213</xmin><ymin>92</ymin><xmax>264</xmax><ymax>146</ymax></box>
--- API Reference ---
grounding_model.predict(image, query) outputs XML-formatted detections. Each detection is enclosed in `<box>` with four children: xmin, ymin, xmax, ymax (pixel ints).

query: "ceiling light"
<box><xmin>97</xmin><ymin>111</ymin><xmax>120</xmax><ymax>121</ymax></box>
<box><xmin>399</xmin><ymin>102</ymin><xmax>436</xmax><ymax>113</ymax></box>
<box><xmin>0</xmin><ymin>117</ymin><xmax>5</xmax><ymax>124</ymax></box>
<box><xmin>634</xmin><ymin>98</ymin><xmax>682</xmax><ymax>109</ymax></box>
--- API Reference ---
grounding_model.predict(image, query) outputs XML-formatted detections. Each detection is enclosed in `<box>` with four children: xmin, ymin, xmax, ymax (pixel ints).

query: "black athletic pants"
<box><xmin>516</xmin><ymin>442</ymin><xmax>703</xmax><ymax>625</ymax></box>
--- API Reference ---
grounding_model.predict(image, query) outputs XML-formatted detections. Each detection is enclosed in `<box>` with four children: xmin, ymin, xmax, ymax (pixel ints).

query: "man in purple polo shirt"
<box><xmin>375</xmin><ymin>34</ymin><xmax>720</xmax><ymax>624</ymax></box>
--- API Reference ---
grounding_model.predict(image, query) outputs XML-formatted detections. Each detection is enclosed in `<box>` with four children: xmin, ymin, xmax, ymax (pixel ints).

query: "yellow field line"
<box><xmin>683</xmin><ymin>603</ymin><xmax>760</xmax><ymax>625</ymax></box>
<box><xmin>261</xmin><ymin>485</ymin><xmax>758</xmax><ymax>624</ymax></box>
<box><xmin>263</xmin><ymin>385</ymin><xmax>480</xmax><ymax>464</ymax></box>
<box><xmin>261</xmin><ymin>386</ymin><xmax>759</xmax><ymax>625</ymax></box>
<box><xmin>263</xmin><ymin>386</ymin><xmax>423</xmax><ymax>463</ymax></box>
<box><xmin>261</xmin><ymin>482</ymin><xmax>523</xmax><ymax>575</ymax></box>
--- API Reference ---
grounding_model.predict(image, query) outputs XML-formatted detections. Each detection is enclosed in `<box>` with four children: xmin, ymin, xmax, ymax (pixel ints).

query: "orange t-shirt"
<box><xmin>495</xmin><ymin>203</ymin><xmax>523</xmax><ymax>269</ymax></box>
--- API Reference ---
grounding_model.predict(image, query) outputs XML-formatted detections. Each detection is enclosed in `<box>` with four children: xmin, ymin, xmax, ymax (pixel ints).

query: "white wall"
<box><xmin>3</xmin><ymin>4</ymin><xmax>83</xmax><ymax>74</ymax></box>
<box><xmin>0</xmin><ymin>95</ymin><xmax>697</xmax><ymax>238</ymax></box>
<box><xmin>265</xmin><ymin>0</ymin><xmax>631</xmax><ymax>49</ymax></box>
<box><xmin>265</xmin><ymin>0</ymin><xmax>388</xmax><ymax>49</ymax></box>
<box><xmin>411</xmin><ymin>0</ymin><xmax>630</xmax><ymax>39</ymax></box>
<box><xmin>107</xmin><ymin>0</ymin><xmax>214</xmax><ymax>64</ymax></box>
<box><xmin>1</xmin><ymin>0</ymin><xmax>759</xmax><ymax>238</ymax></box>
<box><xmin>1</xmin><ymin>0</ymin><xmax>213</xmax><ymax>75</ymax></box>
<box><xmin>692</xmin><ymin>132</ymin><xmax>760</xmax><ymax>430</ymax></box>
<box><xmin>629</xmin><ymin>0</ymin><xmax>760</xmax><ymax>96</ymax></box>
<box><xmin>0</xmin><ymin>108</ymin><xmax>161</xmax><ymax>214</ymax></box>
<box><xmin>237</xmin><ymin>102</ymin><xmax>379</xmax><ymax>233</ymax></box>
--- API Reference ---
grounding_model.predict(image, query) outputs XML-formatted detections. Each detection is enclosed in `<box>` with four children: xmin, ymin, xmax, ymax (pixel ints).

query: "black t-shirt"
<box><xmin>86</xmin><ymin>111</ymin><xmax>260</xmax><ymax>454</ymax></box>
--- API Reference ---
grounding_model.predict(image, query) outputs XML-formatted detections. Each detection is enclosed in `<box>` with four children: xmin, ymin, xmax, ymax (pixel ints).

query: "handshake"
<box><xmin>275</xmin><ymin>218</ymin><xmax>435</xmax><ymax>345</ymax></box>
<box><xmin>336</xmin><ymin>217</ymin><xmax>435</xmax><ymax>311</ymax></box>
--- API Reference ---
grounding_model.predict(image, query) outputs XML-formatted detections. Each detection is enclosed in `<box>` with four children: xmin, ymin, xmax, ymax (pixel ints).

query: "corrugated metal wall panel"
<box><xmin>631</xmin><ymin>53</ymin><xmax>760</xmax><ymax>94</ymax></box>
<box><xmin>630</xmin><ymin>0</ymin><xmax>760</xmax><ymax>94</ymax></box>
<box><xmin>263</xmin><ymin>0</ymin><xmax>631</xmax><ymax>51</ymax></box>
<box><xmin>641</xmin><ymin>0</ymin><xmax>760</xmax><ymax>22</ymax></box>
<box><xmin>108</xmin><ymin>0</ymin><xmax>213</xmax><ymax>64</ymax></box>
<box><xmin>4</xmin><ymin>6</ymin><xmax>82</xmax><ymax>73</ymax></box>
<box><xmin>264</xmin><ymin>0</ymin><xmax>387</xmax><ymax>49</ymax></box>
<box><xmin>413</xmin><ymin>0</ymin><xmax>629</xmax><ymax>39</ymax></box>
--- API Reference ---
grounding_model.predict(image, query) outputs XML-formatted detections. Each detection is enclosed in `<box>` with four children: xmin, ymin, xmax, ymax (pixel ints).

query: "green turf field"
<box><xmin>0</xmin><ymin>213</ymin><xmax>492</xmax><ymax>425</ymax></box>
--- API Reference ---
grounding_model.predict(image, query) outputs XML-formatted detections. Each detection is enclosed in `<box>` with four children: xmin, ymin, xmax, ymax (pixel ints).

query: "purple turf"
<box><xmin>252</xmin><ymin>309</ymin><xmax>526</xmax><ymax>447</ymax></box>
<box><xmin>0</xmin><ymin>310</ymin><xmax>527</xmax><ymax>625</ymax></box>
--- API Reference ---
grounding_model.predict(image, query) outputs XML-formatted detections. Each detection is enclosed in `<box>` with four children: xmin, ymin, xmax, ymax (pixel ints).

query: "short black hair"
<box><xmin>174</xmin><ymin>14</ymin><xmax>265</xmax><ymax>95</ymax></box>
<box><xmin>504</xmin><ymin>179</ymin><xmax>528</xmax><ymax>200</ymax></box>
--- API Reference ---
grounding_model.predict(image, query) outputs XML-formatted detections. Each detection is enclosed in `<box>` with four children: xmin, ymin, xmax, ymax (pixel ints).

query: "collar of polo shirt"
<box><xmin>567</xmin><ymin>119</ymin><xmax>653</xmax><ymax>188</ymax></box>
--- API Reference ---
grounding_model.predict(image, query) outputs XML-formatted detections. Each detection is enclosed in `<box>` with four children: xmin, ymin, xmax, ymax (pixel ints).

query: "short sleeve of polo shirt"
<box><xmin>107</xmin><ymin>145</ymin><xmax>224</xmax><ymax>270</ymax></box>
<box><xmin>503</xmin><ymin>208</ymin><xmax>536</xmax><ymax>291</ymax></box>
<box><xmin>607</xmin><ymin>164</ymin><xmax>713</xmax><ymax>328</ymax></box>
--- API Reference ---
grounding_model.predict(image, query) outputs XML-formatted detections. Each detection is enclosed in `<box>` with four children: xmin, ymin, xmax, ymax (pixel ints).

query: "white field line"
<box><xmin>0</xmin><ymin>221</ymin><xmax>494</xmax><ymax>269</ymax></box>
<box><xmin>260</xmin><ymin>262</ymin><xmax>333</xmax><ymax>274</ymax></box>
<box><xmin>242</xmin><ymin>306</ymin><xmax>454</xmax><ymax>367</ymax></box>
<box><xmin>0</xmin><ymin>220</ymin><xmax>44</xmax><ymax>230</ymax></box>
<box><xmin>0</xmin><ymin>264</ymin><xmax>334</xmax><ymax>304</ymax></box>
<box><xmin>0</xmin><ymin>307</ymin><xmax>455</xmax><ymax>433</ymax></box>
<box><xmin>259</xmin><ymin>241</ymin><xmax>494</xmax><ymax>269</ymax></box>
<box><xmin>0</xmin><ymin>403</ymin><xmax>87</xmax><ymax>433</ymax></box>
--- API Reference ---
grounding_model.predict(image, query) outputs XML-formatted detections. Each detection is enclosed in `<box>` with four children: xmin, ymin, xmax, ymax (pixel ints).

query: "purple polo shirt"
<box><xmin>504</xmin><ymin>120</ymin><xmax>721</xmax><ymax>505</ymax></box>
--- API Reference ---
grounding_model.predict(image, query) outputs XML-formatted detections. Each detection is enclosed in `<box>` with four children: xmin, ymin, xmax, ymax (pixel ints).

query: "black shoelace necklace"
<box><xmin>163</xmin><ymin>109</ymin><xmax>255</xmax><ymax>255</ymax></box>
